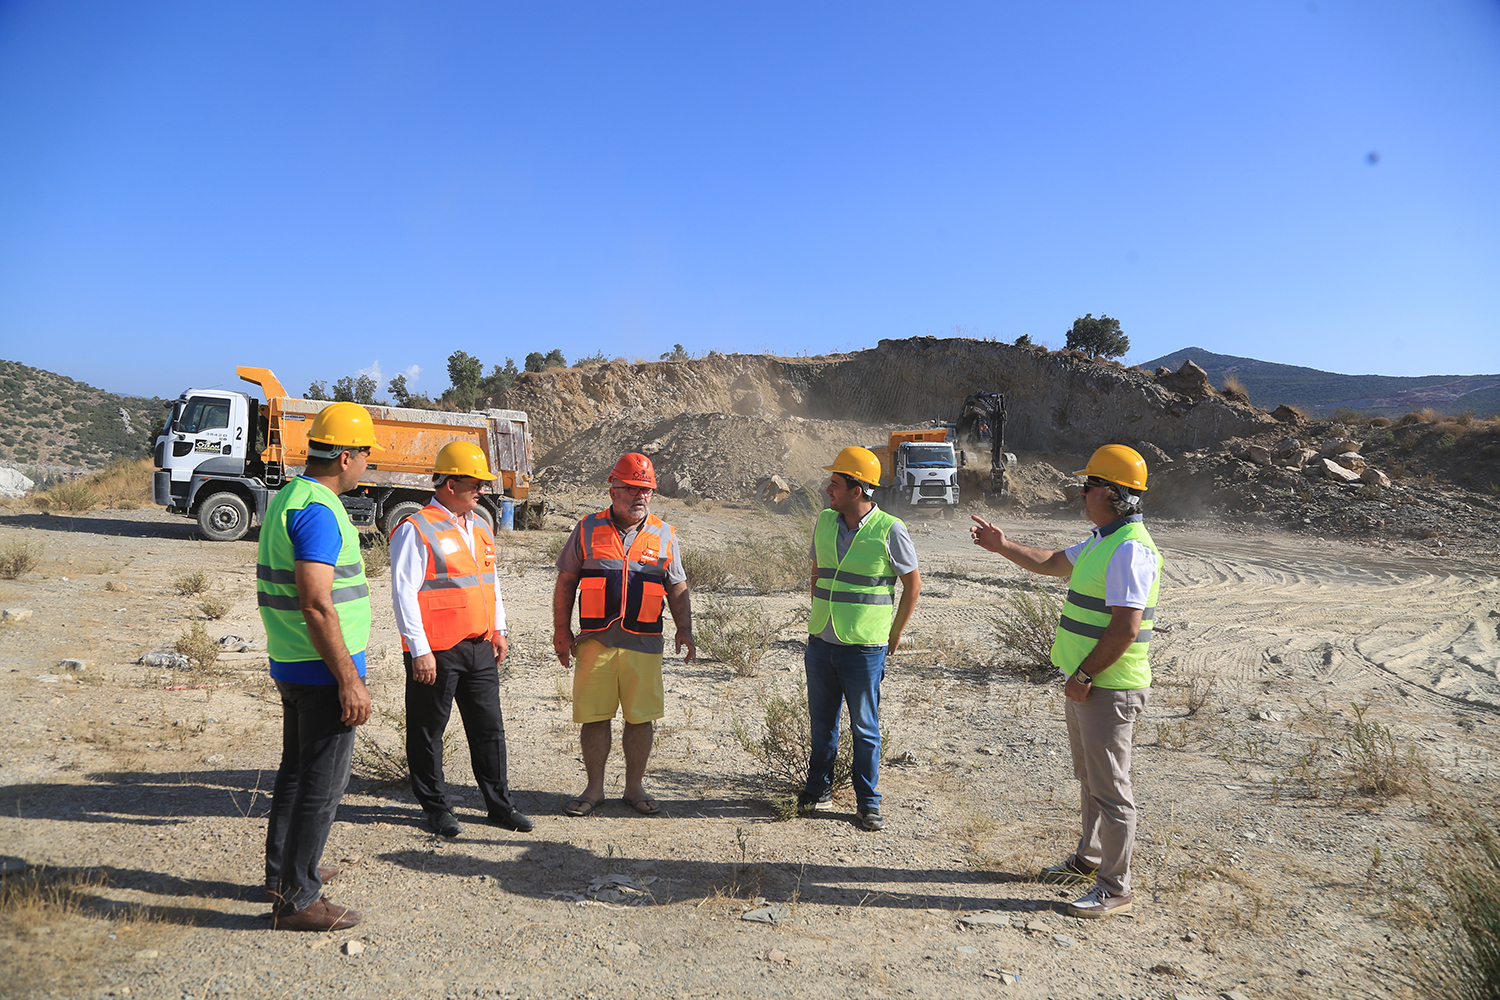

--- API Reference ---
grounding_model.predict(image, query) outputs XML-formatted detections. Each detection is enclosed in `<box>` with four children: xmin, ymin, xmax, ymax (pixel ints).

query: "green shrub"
<box><xmin>696</xmin><ymin>597</ymin><xmax>805</xmax><ymax>677</ymax></box>
<box><xmin>732</xmin><ymin>678</ymin><xmax>854</xmax><ymax>799</ymax></box>
<box><xmin>991</xmin><ymin>583</ymin><xmax>1064</xmax><ymax>681</ymax></box>
<box><xmin>0</xmin><ymin>539</ymin><xmax>43</xmax><ymax>580</ymax></box>
<box><xmin>682</xmin><ymin>547</ymin><xmax>733</xmax><ymax>592</ymax></box>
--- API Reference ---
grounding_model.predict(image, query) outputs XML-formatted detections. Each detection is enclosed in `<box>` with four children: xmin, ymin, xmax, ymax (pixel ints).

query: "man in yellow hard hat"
<box><xmin>552</xmin><ymin>452</ymin><xmax>695</xmax><ymax>818</ymax></box>
<box><xmin>391</xmin><ymin>441</ymin><xmax>532</xmax><ymax>838</ymax></box>
<box><xmin>802</xmin><ymin>446</ymin><xmax>922</xmax><ymax>832</ymax></box>
<box><xmin>258</xmin><ymin>401</ymin><xmax>381</xmax><ymax>931</ymax></box>
<box><xmin>969</xmin><ymin>443</ymin><xmax>1161</xmax><ymax>920</ymax></box>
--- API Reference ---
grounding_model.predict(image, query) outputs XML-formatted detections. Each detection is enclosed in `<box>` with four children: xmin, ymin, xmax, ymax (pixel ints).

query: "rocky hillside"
<box><xmin>0</xmin><ymin>359</ymin><xmax>164</xmax><ymax>472</ymax></box>
<box><xmin>1140</xmin><ymin>347</ymin><xmax>1500</xmax><ymax>419</ymax></box>
<box><xmin>504</xmin><ymin>337</ymin><xmax>1274</xmax><ymax>483</ymax></box>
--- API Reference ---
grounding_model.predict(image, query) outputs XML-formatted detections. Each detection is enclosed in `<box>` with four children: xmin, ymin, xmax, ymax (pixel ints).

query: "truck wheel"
<box><xmin>198</xmin><ymin>492</ymin><xmax>251</xmax><ymax>542</ymax></box>
<box><xmin>474</xmin><ymin>503</ymin><xmax>496</xmax><ymax>533</ymax></box>
<box><xmin>383</xmin><ymin>500</ymin><xmax>425</xmax><ymax>534</ymax></box>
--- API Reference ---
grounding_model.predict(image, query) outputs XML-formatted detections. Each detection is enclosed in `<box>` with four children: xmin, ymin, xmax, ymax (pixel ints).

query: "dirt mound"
<box><xmin>504</xmin><ymin>337</ymin><xmax>1274</xmax><ymax>460</ymax></box>
<box><xmin>534</xmin><ymin>411</ymin><xmax>875</xmax><ymax>500</ymax></box>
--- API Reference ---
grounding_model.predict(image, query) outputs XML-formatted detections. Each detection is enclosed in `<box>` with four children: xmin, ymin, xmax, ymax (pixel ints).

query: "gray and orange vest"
<box><xmin>576</xmin><ymin>510</ymin><xmax>675</xmax><ymax>636</ymax></box>
<box><xmin>394</xmin><ymin>505</ymin><xmax>497</xmax><ymax>653</ymax></box>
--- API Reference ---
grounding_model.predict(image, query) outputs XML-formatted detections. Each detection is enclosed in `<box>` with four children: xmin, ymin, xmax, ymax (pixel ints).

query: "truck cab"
<box><xmin>153</xmin><ymin>388</ymin><xmax>260</xmax><ymax>530</ymax></box>
<box><xmin>870</xmin><ymin>429</ymin><xmax>960</xmax><ymax>514</ymax></box>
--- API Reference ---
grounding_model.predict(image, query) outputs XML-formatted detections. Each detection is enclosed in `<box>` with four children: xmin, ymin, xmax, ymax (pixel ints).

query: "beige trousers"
<box><xmin>1064</xmin><ymin>686</ymin><xmax>1150</xmax><ymax>897</ymax></box>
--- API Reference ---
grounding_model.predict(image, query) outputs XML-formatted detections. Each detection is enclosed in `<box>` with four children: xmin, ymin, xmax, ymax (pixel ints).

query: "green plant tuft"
<box><xmin>990</xmin><ymin>583</ymin><xmax>1063</xmax><ymax>680</ymax></box>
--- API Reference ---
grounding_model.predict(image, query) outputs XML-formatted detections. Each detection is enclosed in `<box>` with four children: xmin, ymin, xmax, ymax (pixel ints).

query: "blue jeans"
<box><xmin>804</xmin><ymin>636</ymin><xmax>887</xmax><ymax>811</ymax></box>
<box><xmin>265</xmin><ymin>681</ymin><xmax>356</xmax><ymax>915</ymax></box>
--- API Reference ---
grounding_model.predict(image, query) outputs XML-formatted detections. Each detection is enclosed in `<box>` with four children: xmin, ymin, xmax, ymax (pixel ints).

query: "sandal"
<box><xmin>622</xmin><ymin>795</ymin><xmax>662</xmax><ymax>817</ymax></box>
<box><xmin>563</xmin><ymin>795</ymin><xmax>603</xmax><ymax>817</ymax></box>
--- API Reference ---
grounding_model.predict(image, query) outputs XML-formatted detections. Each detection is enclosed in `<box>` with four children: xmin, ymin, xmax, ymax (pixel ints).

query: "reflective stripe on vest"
<box><xmin>577</xmin><ymin>510</ymin><xmax>675</xmax><ymax>636</ymax></box>
<box><xmin>396</xmin><ymin>505</ymin><xmax>497</xmax><ymax>653</ymax></box>
<box><xmin>1049</xmin><ymin>517</ymin><xmax>1161</xmax><ymax>689</ymax></box>
<box><xmin>255</xmin><ymin>476</ymin><xmax>371</xmax><ymax>662</ymax></box>
<box><xmin>808</xmin><ymin>507</ymin><xmax>900</xmax><ymax>645</ymax></box>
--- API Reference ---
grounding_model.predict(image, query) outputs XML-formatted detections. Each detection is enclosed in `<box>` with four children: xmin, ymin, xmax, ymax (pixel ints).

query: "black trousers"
<box><xmin>265</xmin><ymin>680</ymin><xmax>355</xmax><ymax>914</ymax></box>
<box><xmin>404</xmin><ymin>637</ymin><xmax>514</xmax><ymax>816</ymax></box>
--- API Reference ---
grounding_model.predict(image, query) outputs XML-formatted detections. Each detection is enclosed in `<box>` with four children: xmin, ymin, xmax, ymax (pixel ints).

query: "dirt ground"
<box><xmin>1</xmin><ymin>493</ymin><xmax>1498</xmax><ymax>1000</ymax></box>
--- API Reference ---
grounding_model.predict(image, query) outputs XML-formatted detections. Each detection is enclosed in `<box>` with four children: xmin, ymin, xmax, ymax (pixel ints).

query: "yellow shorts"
<box><xmin>573</xmin><ymin>639</ymin><xmax>664</xmax><ymax>725</ymax></box>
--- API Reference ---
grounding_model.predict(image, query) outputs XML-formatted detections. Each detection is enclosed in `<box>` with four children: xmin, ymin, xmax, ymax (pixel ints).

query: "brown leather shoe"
<box><xmin>273</xmin><ymin>895</ymin><xmax>363</xmax><ymax>931</ymax></box>
<box><xmin>265</xmin><ymin>866</ymin><xmax>342</xmax><ymax>902</ymax></box>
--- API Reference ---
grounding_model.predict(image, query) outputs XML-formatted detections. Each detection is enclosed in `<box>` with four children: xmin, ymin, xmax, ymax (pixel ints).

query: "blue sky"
<box><xmin>1</xmin><ymin>1</ymin><xmax>1497</xmax><ymax>400</ymax></box>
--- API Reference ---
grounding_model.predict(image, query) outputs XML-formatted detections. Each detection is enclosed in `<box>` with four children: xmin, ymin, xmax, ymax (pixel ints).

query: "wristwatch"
<box><xmin>1074</xmin><ymin>669</ymin><xmax>1093</xmax><ymax>684</ymax></box>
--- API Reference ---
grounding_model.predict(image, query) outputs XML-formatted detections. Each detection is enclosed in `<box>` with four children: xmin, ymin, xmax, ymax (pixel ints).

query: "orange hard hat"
<box><xmin>608</xmin><ymin>452</ymin><xmax>657</xmax><ymax>489</ymax></box>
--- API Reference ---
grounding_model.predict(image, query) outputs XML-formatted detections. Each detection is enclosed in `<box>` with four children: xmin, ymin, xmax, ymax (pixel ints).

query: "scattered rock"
<box><xmin>35</xmin><ymin>675</ymin><xmax>61</xmax><ymax>684</ymax></box>
<box><xmin>1319</xmin><ymin>458</ymin><xmax>1362</xmax><ymax>483</ymax></box>
<box><xmin>760</xmin><ymin>475</ymin><xmax>793</xmax><ymax>505</ymax></box>
<box><xmin>1136</xmin><ymin>441</ymin><xmax>1173</xmax><ymax>466</ymax></box>
<box><xmin>984</xmin><ymin>968</ymin><xmax>1022</xmax><ymax>984</ymax></box>
<box><xmin>0</xmin><ymin>466</ymin><xmax>34</xmax><ymax>498</ymax></box>
<box><xmin>1360</xmin><ymin>468</ymin><xmax>1391</xmax><ymax>487</ymax></box>
<box><xmin>1333</xmin><ymin>452</ymin><xmax>1366</xmax><ymax>472</ymax></box>
<box><xmin>139</xmin><ymin>651</ymin><xmax>192</xmax><ymax>670</ymax></box>
<box><xmin>105</xmin><ymin>579</ymin><xmax>129</xmax><ymax>592</ymax></box>
<box><xmin>1290</xmin><ymin>448</ymin><xmax>1319</xmax><ymax>469</ymax></box>
<box><xmin>1052</xmin><ymin>934</ymin><xmax>1078</xmax><ymax>948</ymax></box>
<box><xmin>1242</xmin><ymin>444</ymin><xmax>1271</xmax><ymax>465</ymax></box>
<box><xmin>132</xmin><ymin>949</ymin><xmax>159</xmax><ymax>960</ymax></box>
<box><xmin>1252</xmin><ymin>708</ymin><xmax>1282</xmax><ymax>722</ymax></box>
<box><xmin>58</xmin><ymin>658</ymin><xmax>86</xmax><ymax>671</ymax></box>
<box><xmin>604</xmin><ymin>941</ymin><xmax>641</xmax><ymax>957</ymax></box>
<box><xmin>765</xmin><ymin>948</ymin><xmax>794</xmax><ymax>965</ymax></box>
<box><xmin>741</xmin><ymin>904</ymin><xmax>789</xmax><ymax>924</ymax></box>
<box><xmin>1151</xmin><ymin>962</ymin><xmax>1189</xmax><ymax>977</ymax></box>
<box><xmin>956</xmin><ymin>945</ymin><xmax>978</xmax><ymax>955</ymax></box>
<box><xmin>1</xmin><ymin>609</ymin><xmax>34</xmax><ymax>623</ymax></box>
<box><xmin>341</xmin><ymin>940</ymin><xmax>365</xmax><ymax>956</ymax></box>
<box><xmin>1270</xmin><ymin>404</ymin><xmax>1301</xmax><ymax>422</ymax></box>
<box><xmin>1320</xmin><ymin>438</ymin><xmax>1360</xmax><ymax>456</ymax></box>
<box><xmin>958</xmin><ymin>911</ymin><xmax>1011</xmax><ymax>929</ymax></box>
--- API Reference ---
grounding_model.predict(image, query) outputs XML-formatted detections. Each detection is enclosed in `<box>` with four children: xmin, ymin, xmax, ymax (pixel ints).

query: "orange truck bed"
<box><xmin>869</xmin><ymin>428</ymin><xmax>950</xmax><ymax>486</ymax></box>
<box><xmin>238</xmin><ymin>367</ymin><xmax>532</xmax><ymax>498</ymax></box>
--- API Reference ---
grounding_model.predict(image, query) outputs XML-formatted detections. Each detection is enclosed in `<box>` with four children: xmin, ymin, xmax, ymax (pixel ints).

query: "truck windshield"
<box><xmin>177</xmin><ymin>396</ymin><xmax>230</xmax><ymax>434</ymax></box>
<box><xmin>905</xmin><ymin>444</ymin><xmax>955</xmax><ymax>468</ymax></box>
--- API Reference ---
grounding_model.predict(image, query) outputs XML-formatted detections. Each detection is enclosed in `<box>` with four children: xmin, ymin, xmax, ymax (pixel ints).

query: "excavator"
<box><xmin>952</xmin><ymin>392</ymin><xmax>1014</xmax><ymax>504</ymax></box>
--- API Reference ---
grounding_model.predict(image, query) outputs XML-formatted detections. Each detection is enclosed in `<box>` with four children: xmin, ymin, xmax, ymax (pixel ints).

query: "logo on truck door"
<box><xmin>193</xmin><ymin>440</ymin><xmax>221</xmax><ymax>453</ymax></box>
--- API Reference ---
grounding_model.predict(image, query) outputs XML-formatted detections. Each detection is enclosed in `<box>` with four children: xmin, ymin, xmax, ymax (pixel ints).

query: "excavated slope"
<box><xmin>504</xmin><ymin>336</ymin><xmax>1275</xmax><ymax>496</ymax></box>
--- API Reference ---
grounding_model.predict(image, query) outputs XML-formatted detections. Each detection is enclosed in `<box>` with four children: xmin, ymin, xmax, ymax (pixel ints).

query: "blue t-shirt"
<box><xmin>268</xmin><ymin>481</ymin><xmax>367</xmax><ymax>685</ymax></box>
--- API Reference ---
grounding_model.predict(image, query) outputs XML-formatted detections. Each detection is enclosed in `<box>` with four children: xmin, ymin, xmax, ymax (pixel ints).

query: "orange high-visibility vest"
<box><xmin>576</xmin><ymin>510</ymin><xmax>674</xmax><ymax>636</ymax></box>
<box><xmin>396</xmin><ymin>506</ymin><xmax>497</xmax><ymax>653</ymax></box>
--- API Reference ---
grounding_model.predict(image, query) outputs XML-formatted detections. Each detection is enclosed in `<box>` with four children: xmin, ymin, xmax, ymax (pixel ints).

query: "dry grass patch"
<box><xmin>87</xmin><ymin>457</ymin><xmax>153</xmax><ymax>509</ymax></box>
<box><xmin>0</xmin><ymin>538</ymin><xmax>43</xmax><ymax>579</ymax></box>
<box><xmin>197</xmin><ymin>595</ymin><xmax>231</xmax><ymax>620</ymax></box>
<box><xmin>173</xmin><ymin>570</ymin><xmax>209</xmax><ymax>596</ymax></box>
<box><xmin>38</xmin><ymin>478</ymin><xmax>98</xmax><ymax>512</ymax></box>
<box><xmin>359</xmin><ymin>530</ymin><xmax>390</xmax><ymax>578</ymax></box>
<box><xmin>173</xmin><ymin>621</ymin><xmax>219</xmax><ymax>672</ymax></box>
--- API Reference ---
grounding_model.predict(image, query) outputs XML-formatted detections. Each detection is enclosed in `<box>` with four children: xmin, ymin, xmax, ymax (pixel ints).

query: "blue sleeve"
<box><xmin>287</xmin><ymin>503</ymin><xmax>343</xmax><ymax>565</ymax></box>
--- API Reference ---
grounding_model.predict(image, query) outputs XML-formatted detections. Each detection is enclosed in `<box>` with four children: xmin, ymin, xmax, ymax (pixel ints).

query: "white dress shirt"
<box><xmin>390</xmin><ymin>498</ymin><xmax>507</xmax><ymax>658</ymax></box>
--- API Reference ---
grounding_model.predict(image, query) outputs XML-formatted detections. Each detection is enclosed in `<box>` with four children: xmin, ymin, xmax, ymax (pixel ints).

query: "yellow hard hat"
<box><xmin>823</xmin><ymin>446</ymin><xmax>882</xmax><ymax>487</ymax></box>
<box><xmin>1074</xmin><ymin>444</ymin><xmax>1148</xmax><ymax>491</ymax></box>
<box><xmin>434</xmin><ymin>441</ymin><xmax>496</xmax><ymax>480</ymax></box>
<box><xmin>309</xmin><ymin>401</ymin><xmax>384</xmax><ymax>451</ymax></box>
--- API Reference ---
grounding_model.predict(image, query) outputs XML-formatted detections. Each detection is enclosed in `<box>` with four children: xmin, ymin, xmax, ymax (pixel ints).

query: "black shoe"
<box><xmin>857</xmin><ymin>807</ymin><xmax>885</xmax><ymax>832</ymax></box>
<box><xmin>488</xmin><ymin>808</ymin><xmax>535</xmax><ymax>833</ymax></box>
<box><xmin>426</xmin><ymin>810</ymin><xmax>461</xmax><ymax>838</ymax></box>
<box><xmin>797</xmin><ymin>791</ymin><xmax>833</xmax><ymax>816</ymax></box>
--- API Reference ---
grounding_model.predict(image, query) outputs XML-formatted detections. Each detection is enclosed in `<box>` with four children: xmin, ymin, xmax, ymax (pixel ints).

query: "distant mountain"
<box><xmin>1138</xmin><ymin>348</ymin><xmax>1500</xmax><ymax>418</ymax></box>
<box><xmin>0</xmin><ymin>359</ymin><xmax>166</xmax><ymax>471</ymax></box>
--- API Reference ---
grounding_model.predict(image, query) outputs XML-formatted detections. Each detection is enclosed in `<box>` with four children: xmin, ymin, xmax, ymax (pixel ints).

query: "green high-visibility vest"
<box><xmin>809</xmin><ymin>507</ymin><xmax>900</xmax><ymax>645</ymax></box>
<box><xmin>1049</xmin><ymin>517</ymin><xmax>1161</xmax><ymax>689</ymax></box>
<box><xmin>256</xmin><ymin>477</ymin><xmax>370</xmax><ymax>663</ymax></box>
